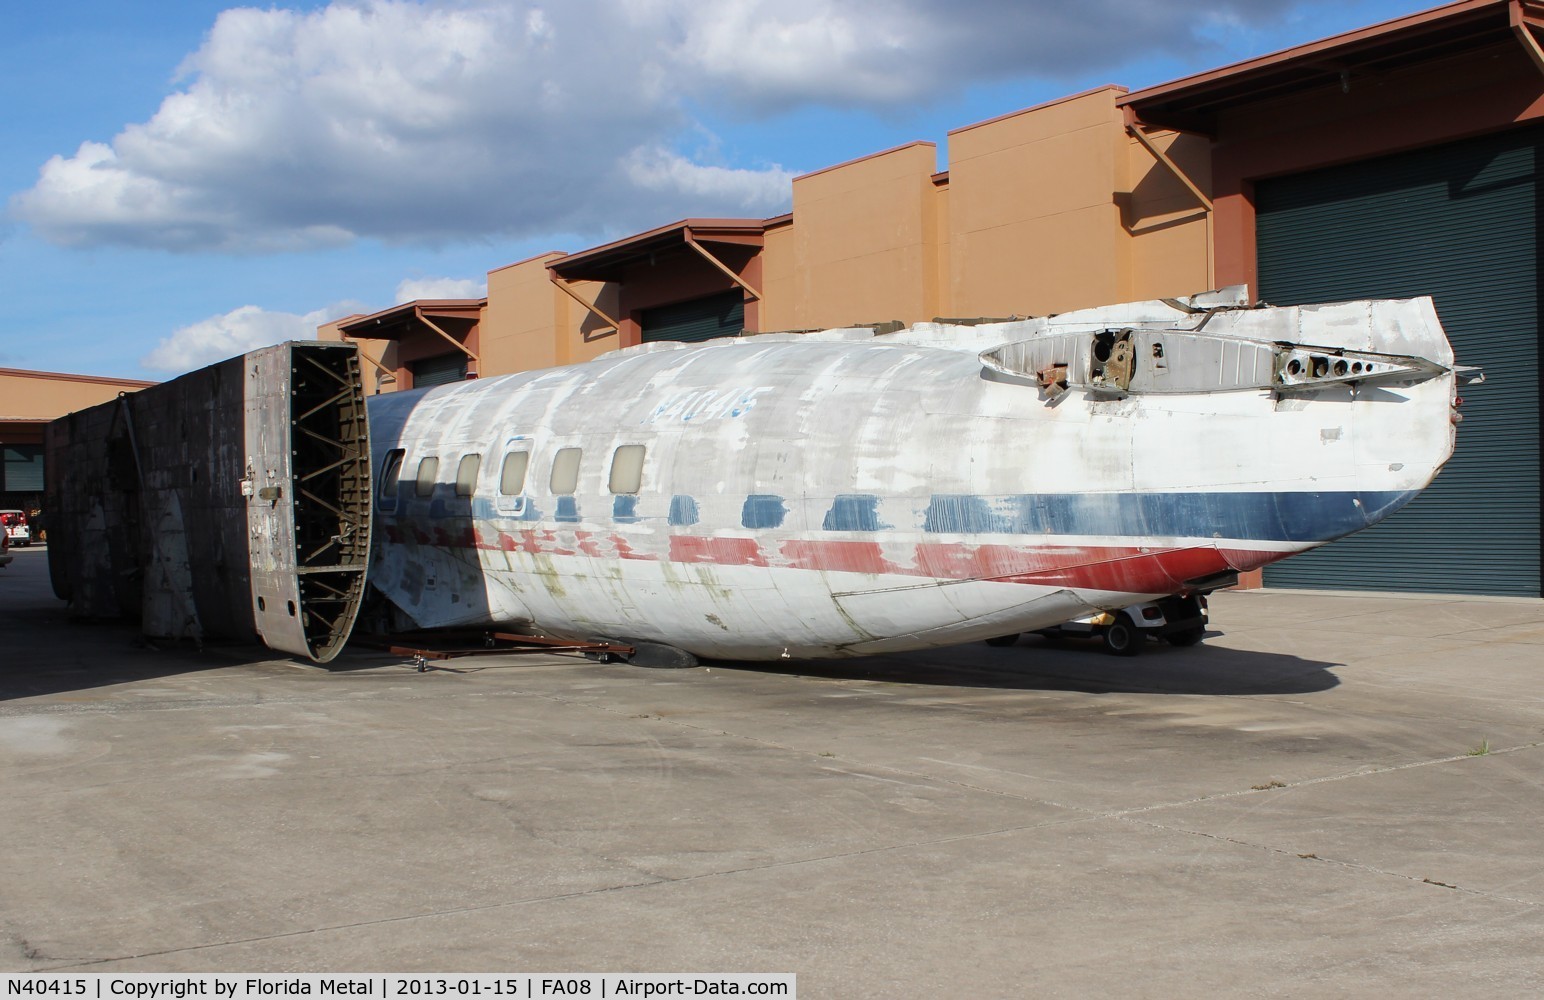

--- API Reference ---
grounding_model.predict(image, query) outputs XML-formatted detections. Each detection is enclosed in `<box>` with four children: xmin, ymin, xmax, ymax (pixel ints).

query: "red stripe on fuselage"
<box><xmin>914</xmin><ymin>542</ymin><xmax>1137</xmax><ymax>580</ymax></box>
<box><xmin>668</xmin><ymin>535</ymin><xmax>769</xmax><ymax>567</ymax></box>
<box><xmin>780</xmin><ymin>539</ymin><xmax>899</xmax><ymax>575</ymax></box>
<box><xmin>1000</xmin><ymin>545</ymin><xmax>1240</xmax><ymax>592</ymax></box>
<box><xmin>395</xmin><ymin>521</ymin><xmax>1287</xmax><ymax>593</ymax></box>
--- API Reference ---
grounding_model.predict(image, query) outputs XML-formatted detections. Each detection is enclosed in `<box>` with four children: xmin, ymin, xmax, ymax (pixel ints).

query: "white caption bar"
<box><xmin>3</xmin><ymin>975</ymin><xmax>795</xmax><ymax>1000</ymax></box>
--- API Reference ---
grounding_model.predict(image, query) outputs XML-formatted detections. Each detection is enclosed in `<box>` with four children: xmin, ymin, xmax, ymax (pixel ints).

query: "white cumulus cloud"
<box><xmin>141</xmin><ymin>301</ymin><xmax>367</xmax><ymax>373</ymax></box>
<box><xmin>12</xmin><ymin>0</ymin><xmax>1306</xmax><ymax>254</ymax></box>
<box><xmin>11</xmin><ymin>1</ymin><xmax>796</xmax><ymax>253</ymax></box>
<box><xmin>394</xmin><ymin>276</ymin><xmax>488</xmax><ymax>303</ymax></box>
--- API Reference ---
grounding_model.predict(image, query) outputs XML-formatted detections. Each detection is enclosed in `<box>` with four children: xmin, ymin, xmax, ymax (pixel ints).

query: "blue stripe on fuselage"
<box><xmin>919</xmin><ymin>490</ymin><xmax>1418</xmax><ymax>542</ymax></box>
<box><xmin>411</xmin><ymin>489</ymin><xmax>1419</xmax><ymax>545</ymax></box>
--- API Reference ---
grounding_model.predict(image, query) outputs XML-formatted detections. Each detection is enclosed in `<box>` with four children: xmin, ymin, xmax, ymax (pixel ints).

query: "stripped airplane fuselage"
<box><xmin>365</xmin><ymin>291</ymin><xmax>1466</xmax><ymax>660</ymax></box>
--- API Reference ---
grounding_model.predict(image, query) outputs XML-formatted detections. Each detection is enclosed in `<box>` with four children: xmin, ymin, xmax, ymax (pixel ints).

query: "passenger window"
<box><xmin>500</xmin><ymin>451</ymin><xmax>530</xmax><ymax>495</ymax></box>
<box><xmin>380</xmin><ymin>449</ymin><xmax>405</xmax><ymax>499</ymax></box>
<box><xmin>415</xmin><ymin>457</ymin><xmax>439</xmax><ymax>497</ymax></box>
<box><xmin>609</xmin><ymin>445</ymin><xmax>646</xmax><ymax>494</ymax></box>
<box><xmin>549</xmin><ymin>447</ymin><xmax>582</xmax><ymax>495</ymax></box>
<box><xmin>455</xmin><ymin>454</ymin><xmax>481</xmax><ymax>497</ymax></box>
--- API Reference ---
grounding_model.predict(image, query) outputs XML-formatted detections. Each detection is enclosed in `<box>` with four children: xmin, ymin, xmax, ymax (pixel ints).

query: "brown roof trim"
<box><xmin>337</xmin><ymin>298</ymin><xmax>485</xmax><ymax>337</ymax></box>
<box><xmin>549</xmin><ymin>218</ymin><xmax>770</xmax><ymax>280</ymax></box>
<box><xmin>0</xmin><ymin>367</ymin><xmax>158</xmax><ymax>388</ymax></box>
<box><xmin>793</xmin><ymin>140</ymin><xmax>937</xmax><ymax>183</ymax></box>
<box><xmin>1121</xmin><ymin>0</ymin><xmax>1507</xmax><ymax>118</ymax></box>
<box><xmin>555</xmin><ymin>218</ymin><xmax>767</xmax><ymax>263</ymax></box>
<box><xmin>339</xmin><ymin>298</ymin><xmax>483</xmax><ymax>327</ymax></box>
<box><xmin>948</xmin><ymin>84</ymin><xmax>1129</xmax><ymax>137</ymax></box>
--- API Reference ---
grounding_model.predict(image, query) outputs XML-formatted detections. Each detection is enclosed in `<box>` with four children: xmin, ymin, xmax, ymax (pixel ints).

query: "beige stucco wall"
<box><xmin>565</xmin><ymin>280</ymin><xmax>623</xmax><ymax>365</ymax></box>
<box><xmin>783</xmin><ymin>142</ymin><xmax>943</xmax><ymax>330</ymax></box>
<box><xmin>486</xmin><ymin>255</ymin><xmax>620</xmax><ymax>373</ymax></box>
<box><xmin>484</xmin><ymin>253</ymin><xmax>564</xmax><ymax>374</ymax></box>
<box><xmin>1120</xmin><ymin>127</ymin><xmax>1213</xmax><ymax>299</ymax></box>
<box><xmin>0</xmin><ymin>370</ymin><xmax>155</xmax><ymax>421</ymax></box>
<box><xmin>948</xmin><ymin>88</ymin><xmax>1125</xmax><ymax>317</ymax></box>
<box><xmin>763</xmin><ymin>87</ymin><xmax>1211</xmax><ymax>336</ymax></box>
<box><xmin>945</xmin><ymin>87</ymin><xmax>1210</xmax><ymax>319</ymax></box>
<box><xmin>758</xmin><ymin>222</ymin><xmax>798</xmax><ymax>331</ymax></box>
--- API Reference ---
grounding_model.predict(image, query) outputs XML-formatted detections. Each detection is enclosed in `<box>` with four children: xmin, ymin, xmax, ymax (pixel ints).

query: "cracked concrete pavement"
<box><xmin>2</xmin><ymin>544</ymin><xmax>1541</xmax><ymax>995</ymax></box>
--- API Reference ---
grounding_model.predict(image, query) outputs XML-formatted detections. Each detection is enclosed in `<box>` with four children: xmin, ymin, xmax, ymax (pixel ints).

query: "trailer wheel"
<box><xmin>1103</xmin><ymin>612</ymin><xmax>1143</xmax><ymax>657</ymax></box>
<box><xmin>984</xmin><ymin>633</ymin><xmax>1020</xmax><ymax>647</ymax></box>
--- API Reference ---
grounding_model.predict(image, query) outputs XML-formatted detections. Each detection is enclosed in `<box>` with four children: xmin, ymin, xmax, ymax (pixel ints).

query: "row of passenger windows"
<box><xmin>379</xmin><ymin>444</ymin><xmax>647</xmax><ymax>501</ymax></box>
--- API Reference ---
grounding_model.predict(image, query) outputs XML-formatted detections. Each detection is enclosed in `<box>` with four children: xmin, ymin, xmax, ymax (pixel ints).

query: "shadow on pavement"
<box><xmin>0</xmin><ymin>547</ymin><xmax>300</xmax><ymax>702</ymax></box>
<box><xmin>715</xmin><ymin>632</ymin><xmax>1341</xmax><ymax>697</ymax></box>
<box><xmin>4</xmin><ymin>546</ymin><xmax>1339</xmax><ymax>702</ymax></box>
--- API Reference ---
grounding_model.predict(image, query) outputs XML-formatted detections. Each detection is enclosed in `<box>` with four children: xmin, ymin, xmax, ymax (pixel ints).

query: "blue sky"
<box><xmin>2</xmin><ymin>0</ymin><xmax>1438</xmax><ymax>380</ymax></box>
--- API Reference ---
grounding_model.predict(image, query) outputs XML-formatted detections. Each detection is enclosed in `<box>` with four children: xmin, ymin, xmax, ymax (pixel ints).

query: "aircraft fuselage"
<box><xmin>364</xmin><ymin>292</ymin><xmax>1463</xmax><ymax>660</ymax></box>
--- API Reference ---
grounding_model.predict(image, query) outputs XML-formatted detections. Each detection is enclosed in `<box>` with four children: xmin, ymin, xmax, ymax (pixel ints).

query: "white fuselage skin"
<box><xmin>364</xmin><ymin>294</ymin><xmax>1461</xmax><ymax>660</ymax></box>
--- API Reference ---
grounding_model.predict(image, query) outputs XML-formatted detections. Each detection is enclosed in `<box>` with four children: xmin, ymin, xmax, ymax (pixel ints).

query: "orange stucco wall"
<box><xmin>0</xmin><ymin>369</ymin><xmax>156</xmax><ymax>457</ymax></box>
<box><xmin>759</xmin><ymin>221</ymin><xmax>798</xmax><ymax>331</ymax></box>
<box><xmin>485</xmin><ymin>252</ymin><xmax>566</xmax><ymax>374</ymax></box>
<box><xmin>1121</xmin><ymin>125</ymin><xmax>1213</xmax><ymax>297</ymax></box>
<box><xmin>488</xmin><ymin>254</ymin><xmax>620</xmax><ymax>370</ymax></box>
<box><xmin>782</xmin><ymin>142</ymin><xmax>943</xmax><ymax>329</ymax></box>
<box><xmin>949</xmin><ymin>90</ymin><xmax>1126</xmax><ymax>316</ymax></box>
<box><xmin>0</xmin><ymin>369</ymin><xmax>156</xmax><ymax>424</ymax></box>
<box><xmin>947</xmin><ymin>87</ymin><xmax>1210</xmax><ymax>319</ymax></box>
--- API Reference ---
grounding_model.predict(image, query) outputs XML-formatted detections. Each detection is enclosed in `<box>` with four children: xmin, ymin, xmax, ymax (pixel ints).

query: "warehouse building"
<box><xmin>0</xmin><ymin>368</ymin><xmax>157</xmax><ymax>514</ymax></box>
<box><xmin>1124</xmin><ymin>0</ymin><xmax>1542</xmax><ymax>596</ymax></box>
<box><xmin>326</xmin><ymin>0</ymin><xmax>1543</xmax><ymax>598</ymax></box>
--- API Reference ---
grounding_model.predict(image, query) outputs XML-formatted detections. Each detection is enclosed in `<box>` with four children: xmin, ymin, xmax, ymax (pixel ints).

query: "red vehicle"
<box><xmin>1</xmin><ymin>509</ymin><xmax>31</xmax><ymax>548</ymax></box>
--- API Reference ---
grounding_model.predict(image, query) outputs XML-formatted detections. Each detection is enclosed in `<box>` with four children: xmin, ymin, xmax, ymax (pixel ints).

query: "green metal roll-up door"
<box><xmin>3</xmin><ymin>445</ymin><xmax>45</xmax><ymax>493</ymax></box>
<box><xmin>410</xmin><ymin>352</ymin><xmax>468</xmax><ymax>388</ymax></box>
<box><xmin>1256</xmin><ymin>127</ymin><xmax>1541</xmax><ymax>597</ymax></box>
<box><xmin>641</xmin><ymin>291</ymin><xmax>744</xmax><ymax>343</ymax></box>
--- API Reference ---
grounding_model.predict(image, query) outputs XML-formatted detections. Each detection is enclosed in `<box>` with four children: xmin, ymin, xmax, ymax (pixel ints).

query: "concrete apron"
<box><xmin>2</xmin><ymin>546</ymin><xmax>1541</xmax><ymax>994</ymax></box>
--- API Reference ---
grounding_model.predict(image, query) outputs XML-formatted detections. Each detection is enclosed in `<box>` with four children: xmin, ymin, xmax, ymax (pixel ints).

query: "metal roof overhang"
<box><xmin>337</xmin><ymin>298</ymin><xmax>486</xmax><ymax>370</ymax></box>
<box><xmin>1121</xmin><ymin>0</ymin><xmax>1531</xmax><ymax>134</ymax></box>
<box><xmin>548</xmin><ymin>219</ymin><xmax>768</xmax><ymax>284</ymax></box>
<box><xmin>336</xmin><ymin>299</ymin><xmax>486</xmax><ymax>341</ymax></box>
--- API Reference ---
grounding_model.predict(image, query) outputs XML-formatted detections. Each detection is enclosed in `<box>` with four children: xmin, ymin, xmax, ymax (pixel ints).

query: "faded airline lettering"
<box><xmin>646</xmin><ymin>386</ymin><xmax>774</xmax><ymax>423</ymax></box>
